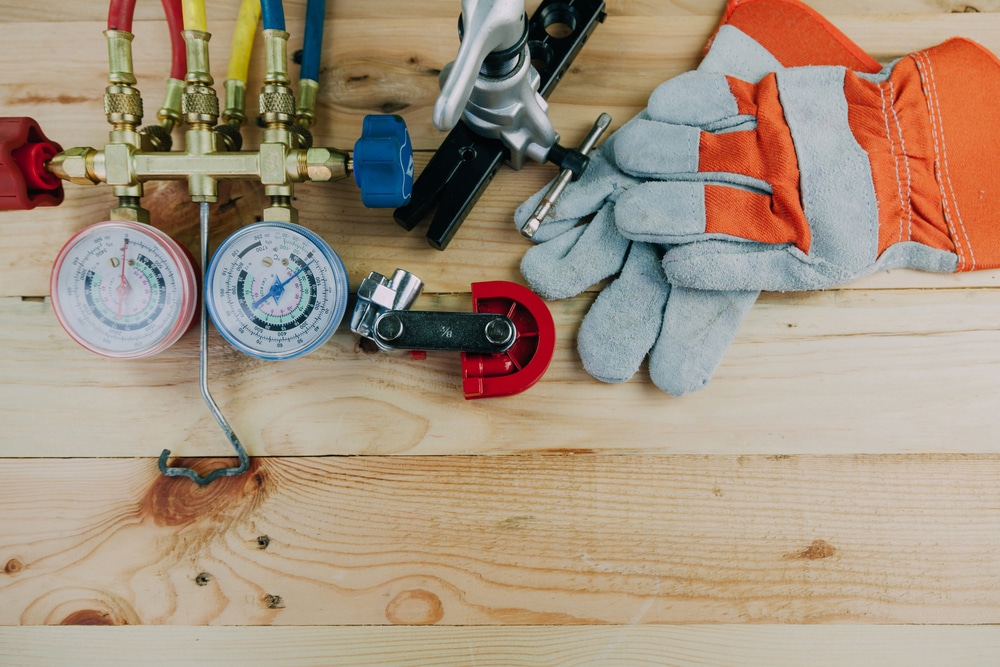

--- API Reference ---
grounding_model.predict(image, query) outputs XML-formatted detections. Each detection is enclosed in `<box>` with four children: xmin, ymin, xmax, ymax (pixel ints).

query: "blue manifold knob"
<box><xmin>353</xmin><ymin>114</ymin><xmax>414</xmax><ymax>208</ymax></box>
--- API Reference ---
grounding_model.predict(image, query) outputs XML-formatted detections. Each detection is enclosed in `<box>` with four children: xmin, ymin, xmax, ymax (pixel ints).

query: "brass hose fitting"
<box><xmin>104</xmin><ymin>29</ymin><xmax>136</xmax><ymax>86</ymax></box>
<box><xmin>222</xmin><ymin>78</ymin><xmax>247</xmax><ymax>127</ymax></box>
<box><xmin>103</xmin><ymin>28</ymin><xmax>149</xmax><ymax>221</ymax></box>
<box><xmin>156</xmin><ymin>77</ymin><xmax>184</xmax><ymax>133</ymax></box>
<box><xmin>181</xmin><ymin>29</ymin><xmax>222</xmax><ymax>202</ymax></box>
<box><xmin>258</xmin><ymin>28</ymin><xmax>298</xmax><ymax>222</ymax></box>
<box><xmin>259</xmin><ymin>29</ymin><xmax>295</xmax><ymax>128</ymax></box>
<box><xmin>295</xmin><ymin>79</ymin><xmax>319</xmax><ymax>130</ymax></box>
<box><xmin>181</xmin><ymin>29</ymin><xmax>219</xmax><ymax>129</ymax></box>
<box><xmin>104</xmin><ymin>30</ymin><xmax>143</xmax><ymax>129</ymax></box>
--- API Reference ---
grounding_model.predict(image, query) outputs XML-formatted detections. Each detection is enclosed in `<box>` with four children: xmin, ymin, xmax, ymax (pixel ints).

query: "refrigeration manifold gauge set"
<box><xmin>0</xmin><ymin>0</ymin><xmax>608</xmax><ymax>483</ymax></box>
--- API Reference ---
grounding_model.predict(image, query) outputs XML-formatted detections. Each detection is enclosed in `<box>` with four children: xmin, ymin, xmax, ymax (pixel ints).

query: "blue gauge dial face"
<box><xmin>207</xmin><ymin>222</ymin><xmax>348</xmax><ymax>360</ymax></box>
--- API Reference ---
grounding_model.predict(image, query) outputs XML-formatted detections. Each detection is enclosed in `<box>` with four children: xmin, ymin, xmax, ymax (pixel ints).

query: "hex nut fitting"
<box><xmin>110</xmin><ymin>204</ymin><xmax>150</xmax><ymax>224</ymax></box>
<box><xmin>49</xmin><ymin>147</ymin><xmax>101</xmax><ymax>186</ymax></box>
<box><xmin>304</xmin><ymin>147</ymin><xmax>348</xmax><ymax>183</ymax></box>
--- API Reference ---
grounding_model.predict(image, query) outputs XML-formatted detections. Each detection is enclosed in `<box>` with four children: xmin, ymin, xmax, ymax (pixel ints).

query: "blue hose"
<box><xmin>260</xmin><ymin>0</ymin><xmax>285</xmax><ymax>31</ymax></box>
<box><xmin>300</xmin><ymin>0</ymin><xmax>325</xmax><ymax>82</ymax></box>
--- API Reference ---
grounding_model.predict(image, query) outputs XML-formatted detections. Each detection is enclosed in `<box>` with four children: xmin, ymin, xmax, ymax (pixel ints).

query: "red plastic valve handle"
<box><xmin>0</xmin><ymin>117</ymin><xmax>64</xmax><ymax>210</ymax></box>
<box><xmin>461</xmin><ymin>280</ymin><xmax>556</xmax><ymax>399</ymax></box>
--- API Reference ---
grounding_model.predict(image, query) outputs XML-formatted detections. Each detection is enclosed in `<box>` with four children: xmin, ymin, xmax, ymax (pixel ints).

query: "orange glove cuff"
<box><xmin>711</xmin><ymin>0</ymin><xmax>882</xmax><ymax>73</ymax></box>
<box><xmin>847</xmin><ymin>39</ymin><xmax>1000</xmax><ymax>271</ymax></box>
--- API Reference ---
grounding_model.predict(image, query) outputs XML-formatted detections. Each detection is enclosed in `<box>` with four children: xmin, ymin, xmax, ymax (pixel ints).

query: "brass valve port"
<box><xmin>48</xmin><ymin>147</ymin><xmax>102</xmax><ymax>186</ymax></box>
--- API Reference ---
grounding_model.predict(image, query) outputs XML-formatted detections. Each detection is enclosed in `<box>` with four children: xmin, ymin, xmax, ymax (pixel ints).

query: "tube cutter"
<box><xmin>352</xmin><ymin>269</ymin><xmax>556</xmax><ymax>398</ymax></box>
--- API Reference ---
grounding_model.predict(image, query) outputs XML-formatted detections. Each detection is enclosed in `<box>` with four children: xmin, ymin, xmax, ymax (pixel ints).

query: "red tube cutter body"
<box><xmin>461</xmin><ymin>280</ymin><xmax>555</xmax><ymax>399</ymax></box>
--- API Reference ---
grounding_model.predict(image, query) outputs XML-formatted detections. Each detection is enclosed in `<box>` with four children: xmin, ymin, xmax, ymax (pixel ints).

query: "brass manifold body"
<box><xmin>49</xmin><ymin>27</ymin><xmax>350</xmax><ymax>224</ymax></box>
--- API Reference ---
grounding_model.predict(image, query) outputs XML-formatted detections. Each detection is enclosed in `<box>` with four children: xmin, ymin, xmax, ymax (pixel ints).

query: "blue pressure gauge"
<box><xmin>206</xmin><ymin>221</ymin><xmax>349</xmax><ymax>360</ymax></box>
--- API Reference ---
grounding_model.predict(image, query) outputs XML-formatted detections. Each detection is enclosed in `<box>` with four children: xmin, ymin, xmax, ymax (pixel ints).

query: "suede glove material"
<box><xmin>615</xmin><ymin>38</ymin><xmax>1000</xmax><ymax>293</ymax></box>
<box><xmin>516</xmin><ymin>0</ymin><xmax>883</xmax><ymax>395</ymax></box>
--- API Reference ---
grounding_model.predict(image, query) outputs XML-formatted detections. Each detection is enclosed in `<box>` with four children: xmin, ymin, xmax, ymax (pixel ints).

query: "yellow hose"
<box><xmin>227</xmin><ymin>0</ymin><xmax>261</xmax><ymax>83</ymax></box>
<box><xmin>181</xmin><ymin>0</ymin><xmax>207</xmax><ymax>32</ymax></box>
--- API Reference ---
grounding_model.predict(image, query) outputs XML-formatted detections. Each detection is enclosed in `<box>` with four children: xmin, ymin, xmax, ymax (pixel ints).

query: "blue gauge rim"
<box><xmin>206</xmin><ymin>221</ymin><xmax>349</xmax><ymax>361</ymax></box>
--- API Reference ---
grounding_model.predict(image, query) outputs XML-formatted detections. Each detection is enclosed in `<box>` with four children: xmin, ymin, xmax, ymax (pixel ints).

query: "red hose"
<box><xmin>161</xmin><ymin>0</ymin><xmax>187</xmax><ymax>80</ymax></box>
<box><xmin>107</xmin><ymin>0</ymin><xmax>137</xmax><ymax>32</ymax></box>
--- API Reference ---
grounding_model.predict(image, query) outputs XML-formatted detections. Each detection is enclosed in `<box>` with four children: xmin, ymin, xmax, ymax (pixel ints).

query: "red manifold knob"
<box><xmin>0</xmin><ymin>117</ymin><xmax>63</xmax><ymax>210</ymax></box>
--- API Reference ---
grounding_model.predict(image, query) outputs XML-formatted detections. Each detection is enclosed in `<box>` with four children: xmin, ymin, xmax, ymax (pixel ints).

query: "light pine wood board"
<box><xmin>3</xmin><ymin>455</ymin><xmax>1000</xmax><ymax>626</ymax></box>
<box><xmin>2</xmin><ymin>0</ymin><xmax>996</xmax><ymax>22</ymax></box>
<box><xmin>1</xmin><ymin>0</ymin><xmax>1000</xmax><ymax>659</ymax></box>
<box><xmin>3</xmin><ymin>286</ymin><xmax>1000</xmax><ymax>457</ymax></box>
<box><xmin>3</xmin><ymin>11</ymin><xmax>1000</xmax><ymax>296</ymax></box>
<box><xmin>3</xmin><ymin>626</ymin><xmax>1000</xmax><ymax>666</ymax></box>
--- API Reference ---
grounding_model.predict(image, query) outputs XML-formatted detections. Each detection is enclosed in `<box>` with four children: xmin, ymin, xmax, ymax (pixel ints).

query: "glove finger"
<box><xmin>577</xmin><ymin>242</ymin><xmax>669</xmax><ymax>384</ymax></box>
<box><xmin>612</xmin><ymin>119</ymin><xmax>702</xmax><ymax>178</ymax></box>
<box><xmin>615</xmin><ymin>114</ymin><xmax>784</xmax><ymax>183</ymax></box>
<box><xmin>662</xmin><ymin>240</ymin><xmax>839</xmax><ymax>292</ymax></box>
<box><xmin>648</xmin><ymin>286</ymin><xmax>758</xmax><ymax>396</ymax></box>
<box><xmin>515</xmin><ymin>113</ymin><xmax>650</xmax><ymax>243</ymax></box>
<box><xmin>645</xmin><ymin>71</ymin><xmax>756</xmax><ymax>132</ymax></box>
<box><xmin>614</xmin><ymin>180</ymin><xmax>812</xmax><ymax>255</ymax></box>
<box><xmin>520</xmin><ymin>203</ymin><xmax>630</xmax><ymax>300</ymax></box>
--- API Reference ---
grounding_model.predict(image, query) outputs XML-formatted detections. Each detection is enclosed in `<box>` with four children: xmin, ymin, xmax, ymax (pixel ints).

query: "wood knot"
<box><xmin>5</xmin><ymin>558</ymin><xmax>24</xmax><ymax>574</ymax></box>
<box><xmin>786</xmin><ymin>539</ymin><xmax>838</xmax><ymax>560</ymax></box>
<box><xmin>194</xmin><ymin>572</ymin><xmax>212</xmax><ymax>586</ymax></box>
<box><xmin>379</xmin><ymin>101</ymin><xmax>409</xmax><ymax>114</ymax></box>
<box><xmin>256</xmin><ymin>535</ymin><xmax>271</xmax><ymax>549</ymax></box>
<box><xmin>144</xmin><ymin>458</ymin><xmax>268</xmax><ymax>526</ymax></box>
<box><xmin>60</xmin><ymin>609</ymin><xmax>119</xmax><ymax>626</ymax></box>
<box><xmin>263</xmin><ymin>594</ymin><xmax>285</xmax><ymax>609</ymax></box>
<box><xmin>385</xmin><ymin>589</ymin><xmax>444</xmax><ymax>625</ymax></box>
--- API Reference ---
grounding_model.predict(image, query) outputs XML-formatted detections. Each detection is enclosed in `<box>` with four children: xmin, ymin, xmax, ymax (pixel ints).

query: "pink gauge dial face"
<box><xmin>52</xmin><ymin>222</ymin><xmax>196</xmax><ymax>358</ymax></box>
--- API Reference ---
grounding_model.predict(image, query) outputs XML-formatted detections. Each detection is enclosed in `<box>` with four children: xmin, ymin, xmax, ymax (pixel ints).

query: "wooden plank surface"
<box><xmin>4</xmin><ymin>455</ymin><xmax>1000</xmax><ymax>626</ymax></box>
<box><xmin>3</xmin><ymin>287</ymin><xmax>1000</xmax><ymax>457</ymax></box>
<box><xmin>4</xmin><ymin>626</ymin><xmax>1000</xmax><ymax>666</ymax></box>
<box><xmin>2</xmin><ymin>0</ymin><xmax>1000</xmax><ymax>662</ymax></box>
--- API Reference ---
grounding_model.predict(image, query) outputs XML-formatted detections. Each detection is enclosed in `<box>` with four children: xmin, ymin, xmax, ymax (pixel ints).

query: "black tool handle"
<box><xmin>392</xmin><ymin>0</ymin><xmax>607</xmax><ymax>250</ymax></box>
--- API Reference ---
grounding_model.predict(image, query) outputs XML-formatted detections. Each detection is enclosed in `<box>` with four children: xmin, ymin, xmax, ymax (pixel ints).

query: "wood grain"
<box><xmin>4</xmin><ymin>13</ymin><xmax>1000</xmax><ymax>296</ymax></box>
<box><xmin>3</xmin><ymin>626</ymin><xmax>1000</xmax><ymax>666</ymax></box>
<box><xmin>2</xmin><ymin>0</ymin><xmax>1000</xmax><ymax>660</ymax></box>
<box><xmin>3</xmin><ymin>455</ymin><xmax>1000</xmax><ymax>626</ymax></box>
<box><xmin>4</xmin><ymin>286</ymin><xmax>1000</xmax><ymax>457</ymax></box>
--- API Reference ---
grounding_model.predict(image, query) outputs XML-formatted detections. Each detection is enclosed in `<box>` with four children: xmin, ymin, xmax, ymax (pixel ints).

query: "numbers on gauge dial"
<box><xmin>51</xmin><ymin>222</ymin><xmax>196</xmax><ymax>358</ymax></box>
<box><xmin>207</xmin><ymin>223</ymin><xmax>347</xmax><ymax>360</ymax></box>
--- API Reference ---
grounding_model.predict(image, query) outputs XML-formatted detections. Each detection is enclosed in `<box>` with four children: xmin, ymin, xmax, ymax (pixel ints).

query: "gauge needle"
<box><xmin>252</xmin><ymin>258</ymin><xmax>315</xmax><ymax>310</ymax></box>
<box><xmin>116</xmin><ymin>238</ymin><xmax>131</xmax><ymax>320</ymax></box>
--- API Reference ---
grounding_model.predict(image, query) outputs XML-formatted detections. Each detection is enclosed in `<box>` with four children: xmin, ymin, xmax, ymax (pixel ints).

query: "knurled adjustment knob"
<box><xmin>352</xmin><ymin>115</ymin><xmax>414</xmax><ymax>208</ymax></box>
<box><xmin>104</xmin><ymin>86</ymin><xmax>144</xmax><ymax>125</ymax></box>
<box><xmin>182</xmin><ymin>86</ymin><xmax>220</xmax><ymax>125</ymax></box>
<box><xmin>259</xmin><ymin>84</ymin><xmax>296</xmax><ymax>125</ymax></box>
<box><xmin>0</xmin><ymin>117</ymin><xmax>64</xmax><ymax>210</ymax></box>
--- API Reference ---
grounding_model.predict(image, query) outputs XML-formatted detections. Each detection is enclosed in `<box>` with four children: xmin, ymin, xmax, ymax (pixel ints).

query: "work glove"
<box><xmin>613</xmin><ymin>37</ymin><xmax>1000</xmax><ymax>383</ymax></box>
<box><xmin>516</xmin><ymin>0</ymin><xmax>882</xmax><ymax>394</ymax></box>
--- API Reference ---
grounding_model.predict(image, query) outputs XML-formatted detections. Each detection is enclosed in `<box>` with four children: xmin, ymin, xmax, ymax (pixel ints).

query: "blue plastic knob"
<box><xmin>353</xmin><ymin>114</ymin><xmax>414</xmax><ymax>208</ymax></box>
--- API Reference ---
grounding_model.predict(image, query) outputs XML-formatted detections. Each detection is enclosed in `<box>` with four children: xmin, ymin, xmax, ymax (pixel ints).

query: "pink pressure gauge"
<box><xmin>50</xmin><ymin>221</ymin><xmax>198</xmax><ymax>358</ymax></box>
